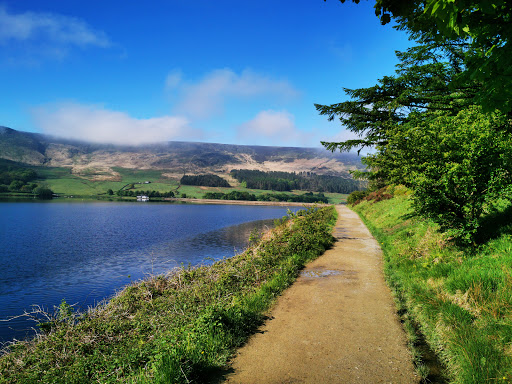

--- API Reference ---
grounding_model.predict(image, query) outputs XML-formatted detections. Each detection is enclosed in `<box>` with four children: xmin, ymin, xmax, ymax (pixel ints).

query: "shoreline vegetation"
<box><xmin>351</xmin><ymin>187</ymin><xmax>512</xmax><ymax>383</ymax></box>
<box><xmin>0</xmin><ymin>206</ymin><xmax>337</xmax><ymax>383</ymax></box>
<box><xmin>163</xmin><ymin>197</ymin><xmax>329</xmax><ymax>207</ymax></box>
<box><xmin>0</xmin><ymin>187</ymin><xmax>345</xmax><ymax>205</ymax></box>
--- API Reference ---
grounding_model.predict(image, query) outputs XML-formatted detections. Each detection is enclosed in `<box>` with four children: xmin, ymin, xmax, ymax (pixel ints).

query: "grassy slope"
<box><xmin>33</xmin><ymin>167</ymin><xmax>179</xmax><ymax>196</ymax></box>
<box><xmin>352</xmin><ymin>191</ymin><xmax>512</xmax><ymax>383</ymax></box>
<box><xmin>28</xmin><ymin>165</ymin><xmax>349</xmax><ymax>203</ymax></box>
<box><xmin>0</xmin><ymin>206</ymin><xmax>337</xmax><ymax>384</ymax></box>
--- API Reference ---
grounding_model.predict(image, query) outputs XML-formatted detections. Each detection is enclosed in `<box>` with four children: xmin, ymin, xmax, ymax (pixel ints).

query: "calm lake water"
<box><xmin>0</xmin><ymin>200</ymin><xmax>297</xmax><ymax>344</ymax></box>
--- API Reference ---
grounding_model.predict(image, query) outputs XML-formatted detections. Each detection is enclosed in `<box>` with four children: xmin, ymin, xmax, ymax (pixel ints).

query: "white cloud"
<box><xmin>237</xmin><ymin>110</ymin><xmax>314</xmax><ymax>146</ymax></box>
<box><xmin>0</xmin><ymin>5</ymin><xmax>110</xmax><ymax>48</ymax></box>
<box><xmin>165</xmin><ymin>69</ymin><xmax>182</xmax><ymax>89</ymax></box>
<box><xmin>31</xmin><ymin>103</ymin><xmax>197</xmax><ymax>145</ymax></box>
<box><xmin>168</xmin><ymin>68</ymin><xmax>300</xmax><ymax>119</ymax></box>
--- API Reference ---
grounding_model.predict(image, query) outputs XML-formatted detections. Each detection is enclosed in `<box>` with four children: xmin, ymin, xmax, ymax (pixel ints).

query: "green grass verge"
<box><xmin>352</xmin><ymin>191</ymin><xmax>512</xmax><ymax>384</ymax></box>
<box><xmin>0</xmin><ymin>206</ymin><xmax>337</xmax><ymax>383</ymax></box>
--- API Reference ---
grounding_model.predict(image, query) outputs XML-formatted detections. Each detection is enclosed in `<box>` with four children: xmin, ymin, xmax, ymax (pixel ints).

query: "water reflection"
<box><xmin>0</xmin><ymin>202</ymin><xmax>296</xmax><ymax>344</ymax></box>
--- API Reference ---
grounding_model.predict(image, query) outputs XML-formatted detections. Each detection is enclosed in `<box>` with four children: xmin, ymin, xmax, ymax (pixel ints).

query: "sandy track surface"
<box><xmin>224</xmin><ymin>205</ymin><xmax>418</xmax><ymax>384</ymax></box>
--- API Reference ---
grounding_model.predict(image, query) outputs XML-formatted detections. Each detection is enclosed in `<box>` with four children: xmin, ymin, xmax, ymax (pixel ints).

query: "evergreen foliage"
<box><xmin>180</xmin><ymin>174</ymin><xmax>231</xmax><ymax>188</ymax></box>
<box><xmin>0</xmin><ymin>165</ymin><xmax>37</xmax><ymax>187</ymax></box>
<box><xmin>230</xmin><ymin>169</ymin><xmax>363</xmax><ymax>193</ymax></box>
<box><xmin>115</xmin><ymin>189</ymin><xmax>175</xmax><ymax>198</ymax></box>
<box><xmin>317</xmin><ymin>39</ymin><xmax>512</xmax><ymax>242</ymax></box>
<box><xmin>0</xmin><ymin>161</ymin><xmax>53</xmax><ymax>197</ymax></box>
<box><xmin>376</xmin><ymin>0</ymin><xmax>512</xmax><ymax>114</ymax></box>
<box><xmin>316</xmin><ymin>40</ymin><xmax>478</xmax><ymax>153</ymax></box>
<box><xmin>203</xmin><ymin>190</ymin><xmax>329</xmax><ymax>204</ymax></box>
<box><xmin>337</xmin><ymin>0</ymin><xmax>512</xmax><ymax>114</ymax></box>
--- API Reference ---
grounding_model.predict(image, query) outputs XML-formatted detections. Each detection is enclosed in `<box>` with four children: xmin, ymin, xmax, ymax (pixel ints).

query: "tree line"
<box><xmin>180</xmin><ymin>174</ymin><xmax>231</xmax><ymax>188</ymax></box>
<box><xmin>115</xmin><ymin>189</ymin><xmax>175</xmax><ymax>198</ymax></box>
<box><xmin>0</xmin><ymin>162</ymin><xmax>54</xmax><ymax>198</ymax></box>
<box><xmin>230</xmin><ymin>169</ymin><xmax>364</xmax><ymax>193</ymax></box>
<box><xmin>203</xmin><ymin>190</ymin><xmax>328</xmax><ymax>204</ymax></box>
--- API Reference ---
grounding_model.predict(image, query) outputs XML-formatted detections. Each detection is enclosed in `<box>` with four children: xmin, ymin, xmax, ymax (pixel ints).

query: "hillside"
<box><xmin>0</xmin><ymin>126</ymin><xmax>364</xmax><ymax>183</ymax></box>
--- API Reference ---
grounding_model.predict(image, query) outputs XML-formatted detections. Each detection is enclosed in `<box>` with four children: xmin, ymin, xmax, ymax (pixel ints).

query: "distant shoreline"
<box><xmin>163</xmin><ymin>197</ymin><xmax>333</xmax><ymax>207</ymax></box>
<box><xmin>0</xmin><ymin>195</ymin><xmax>339</xmax><ymax>206</ymax></box>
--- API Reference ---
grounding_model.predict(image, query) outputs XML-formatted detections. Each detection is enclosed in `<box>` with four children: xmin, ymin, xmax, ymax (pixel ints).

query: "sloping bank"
<box><xmin>352</xmin><ymin>189</ymin><xmax>512</xmax><ymax>383</ymax></box>
<box><xmin>0</xmin><ymin>206</ymin><xmax>337</xmax><ymax>384</ymax></box>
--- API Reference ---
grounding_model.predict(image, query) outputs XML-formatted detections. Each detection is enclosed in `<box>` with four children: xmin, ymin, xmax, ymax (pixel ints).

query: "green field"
<box><xmin>30</xmin><ymin>166</ymin><xmax>349</xmax><ymax>203</ymax></box>
<box><xmin>33</xmin><ymin>167</ymin><xmax>179</xmax><ymax>196</ymax></box>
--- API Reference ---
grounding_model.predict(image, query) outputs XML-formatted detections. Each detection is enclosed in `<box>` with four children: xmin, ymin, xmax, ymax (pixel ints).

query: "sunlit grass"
<box><xmin>353</xmin><ymin>193</ymin><xmax>512</xmax><ymax>383</ymax></box>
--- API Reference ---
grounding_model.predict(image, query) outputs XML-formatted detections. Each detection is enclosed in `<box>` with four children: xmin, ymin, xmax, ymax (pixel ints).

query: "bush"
<box><xmin>8</xmin><ymin>180</ymin><xmax>24</xmax><ymax>191</ymax></box>
<box><xmin>33</xmin><ymin>186</ymin><xmax>54</xmax><ymax>199</ymax></box>
<box><xmin>372</xmin><ymin>106</ymin><xmax>512</xmax><ymax>244</ymax></box>
<box><xmin>347</xmin><ymin>190</ymin><xmax>369</xmax><ymax>205</ymax></box>
<box><xmin>405</xmin><ymin>108</ymin><xmax>512</xmax><ymax>243</ymax></box>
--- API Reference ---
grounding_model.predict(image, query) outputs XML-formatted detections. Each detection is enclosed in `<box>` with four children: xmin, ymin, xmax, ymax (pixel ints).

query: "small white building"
<box><xmin>136</xmin><ymin>195</ymin><xmax>150</xmax><ymax>201</ymax></box>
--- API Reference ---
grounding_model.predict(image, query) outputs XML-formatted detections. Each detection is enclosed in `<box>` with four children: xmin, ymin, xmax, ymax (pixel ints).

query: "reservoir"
<box><xmin>0</xmin><ymin>200</ymin><xmax>298</xmax><ymax>345</ymax></box>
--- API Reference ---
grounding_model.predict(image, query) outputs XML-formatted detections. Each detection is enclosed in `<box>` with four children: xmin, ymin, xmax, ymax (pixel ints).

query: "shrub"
<box><xmin>33</xmin><ymin>186</ymin><xmax>54</xmax><ymax>199</ymax></box>
<box><xmin>347</xmin><ymin>190</ymin><xmax>369</xmax><ymax>205</ymax></box>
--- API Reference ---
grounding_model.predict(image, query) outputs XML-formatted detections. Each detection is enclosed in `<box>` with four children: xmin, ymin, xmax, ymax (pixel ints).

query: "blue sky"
<box><xmin>0</xmin><ymin>0</ymin><xmax>411</xmax><ymax>147</ymax></box>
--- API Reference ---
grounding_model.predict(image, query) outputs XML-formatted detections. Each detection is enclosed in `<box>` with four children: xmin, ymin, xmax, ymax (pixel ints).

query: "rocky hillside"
<box><xmin>0</xmin><ymin>126</ymin><xmax>365</xmax><ymax>181</ymax></box>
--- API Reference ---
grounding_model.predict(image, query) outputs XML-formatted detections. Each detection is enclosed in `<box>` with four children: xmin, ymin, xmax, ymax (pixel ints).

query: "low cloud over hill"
<box><xmin>0</xmin><ymin>126</ymin><xmax>364</xmax><ymax>182</ymax></box>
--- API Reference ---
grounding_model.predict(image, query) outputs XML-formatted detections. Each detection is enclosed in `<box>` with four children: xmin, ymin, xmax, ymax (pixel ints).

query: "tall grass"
<box><xmin>0</xmin><ymin>206</ymin><xmax>337</xmax><ymax>383</ymax></box>
<box><xmin>352</xmin><ymin>190</ymin><xmax>512</xmax><ymax>383</ymax></box>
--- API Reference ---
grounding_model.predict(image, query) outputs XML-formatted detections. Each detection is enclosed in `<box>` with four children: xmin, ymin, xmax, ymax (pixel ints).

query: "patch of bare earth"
<box><xmin>161</xmin><ymin>172</ymin><xmax>183</xmax><ymax>181</ymax></box>
<box><xmin>224</xmin><ymin>205</ymin><xmax>418</xmax><ymax>384</ymax></box>
<box><xmin>70</xmin><ymin>165</ymin><xmax>122</xmax><ymax>181</ymax></box>
<box><xmin>221</xmin><ymin>157</ymin><xmax>355</xmax><ymax>177</ymax></box>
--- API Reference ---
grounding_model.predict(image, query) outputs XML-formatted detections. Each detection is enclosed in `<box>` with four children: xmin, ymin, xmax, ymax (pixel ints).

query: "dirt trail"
<box><xmin>224</xmin><ymin>205</ymin><xmax>418</xmax><ymax>384</ymax></box>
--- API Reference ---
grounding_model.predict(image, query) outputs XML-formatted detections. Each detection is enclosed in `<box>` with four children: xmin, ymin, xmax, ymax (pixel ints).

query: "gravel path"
<box><xmin>224</xmin><ymin>205</ymin><xmax>419</xmax><ymax>384</ymax></box>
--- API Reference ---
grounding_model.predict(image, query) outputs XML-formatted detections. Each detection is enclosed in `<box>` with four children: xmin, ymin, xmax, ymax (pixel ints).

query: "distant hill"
<box><xmin>0</xmin><ymin>126</ymin><xmax>365</xmax><ymax>182</ymax></box>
